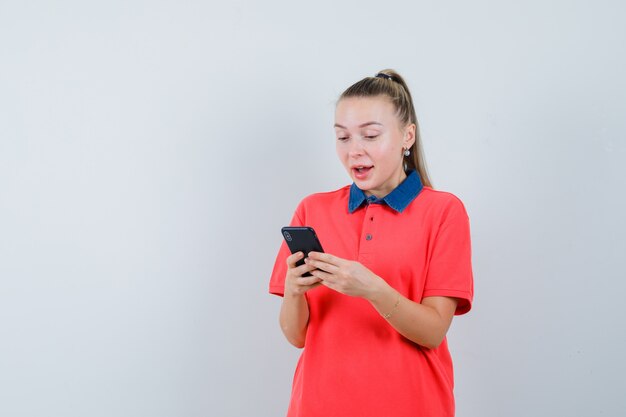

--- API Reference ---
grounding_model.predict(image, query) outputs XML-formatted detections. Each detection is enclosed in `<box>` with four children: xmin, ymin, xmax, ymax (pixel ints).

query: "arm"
<box><xmin>279</xmin><ymin>252</ymin><xmax>322</xmax><ymax>348</ymax></box>
<box><xmin>305</xmin><ymin>252</ymin><xmax>457</xmax><ymax>349</ymax></box>
<box><xmin>367</xmin><ymin>281</ymin><xmax>457</xmax><ymax>349</ymax></box>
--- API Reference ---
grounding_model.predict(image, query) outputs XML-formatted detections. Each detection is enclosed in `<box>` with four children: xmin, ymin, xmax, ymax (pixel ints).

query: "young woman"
<box><xmin>269</xmin><ymin>70</ymin><xmax>474</xmax><ymax>417</ymax></box>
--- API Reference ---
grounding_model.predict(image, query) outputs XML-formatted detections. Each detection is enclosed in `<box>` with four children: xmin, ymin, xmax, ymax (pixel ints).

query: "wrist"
<box><xmin>366</xmin><ymin>281</ymin><xmax>402</xmax><ymax>320</ymax></box>
<box><xmin>284</xmin><ymin>285</ymin><xmax>306</xmax><ymax>299</ymax></box>
<box><xmin>364</xmin><ymin>275</ymin><xmax>391</xmax><ymax>303</ymax></box>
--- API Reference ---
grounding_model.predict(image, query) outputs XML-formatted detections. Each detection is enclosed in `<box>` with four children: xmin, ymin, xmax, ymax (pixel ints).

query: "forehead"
<box><xmin>335</xmin><ymin>96</ymin><xmax>398</xmax><ymax>127</ymax></box>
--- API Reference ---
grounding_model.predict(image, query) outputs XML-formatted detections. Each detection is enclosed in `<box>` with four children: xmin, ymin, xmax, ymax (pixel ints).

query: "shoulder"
<box><xmin>413</xmin><ymin>187</ymin><xmax>470</xmax><ymax>221</ymax></box>
<box><xmin>292</xmin><ymin>185</ymin><xmax>351</xmax><ymax>222</ymax></box>
<box><xmin>418</xmin><ymin>187</ymin><xmax>467</xmax><ymax>209</ymax></box>
<box><xmin>297</xmin><ymin>185</ymin><xmax>351</xmax><ymax>209</ymax></box>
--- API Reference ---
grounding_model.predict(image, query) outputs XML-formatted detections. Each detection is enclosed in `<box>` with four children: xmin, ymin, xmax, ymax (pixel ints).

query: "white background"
<box><xmin>1</xmin><ymin>1</ymin><xmax>625</xmax><ymax>416</ymax></box>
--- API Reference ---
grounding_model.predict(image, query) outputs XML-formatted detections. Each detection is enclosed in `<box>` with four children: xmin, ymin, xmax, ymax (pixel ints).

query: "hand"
<box><xmin>284</xmin><ymin>252</ymin><xmax>323</xmax><ymax>296</ymax></box>
<box><xmin>305</xmin><ymin>252</ymin><xmax>384</xmax><ymax>299</ymax></box>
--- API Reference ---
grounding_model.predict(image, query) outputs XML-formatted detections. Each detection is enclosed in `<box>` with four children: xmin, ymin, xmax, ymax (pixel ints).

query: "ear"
<box><xmin>403</xmin><ymin>123</ymin><xmax>416</xmax><ymax>149</ymax></box>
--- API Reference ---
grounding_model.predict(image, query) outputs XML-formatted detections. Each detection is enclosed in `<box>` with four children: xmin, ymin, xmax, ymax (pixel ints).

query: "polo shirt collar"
<box><xmin>348</xmin><ymin>170</ymin><xmax>423</xmax><ymax>213</ymax></box>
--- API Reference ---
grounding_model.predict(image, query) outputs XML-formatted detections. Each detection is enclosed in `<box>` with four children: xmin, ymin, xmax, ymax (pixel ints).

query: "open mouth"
<box><xmin>352</xmin><ymin>165</ymin><xmax>373</xmax><ymax>178</ymax></box>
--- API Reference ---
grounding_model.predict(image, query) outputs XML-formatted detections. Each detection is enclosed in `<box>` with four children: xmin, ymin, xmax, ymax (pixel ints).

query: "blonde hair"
<box><xmin>338</xmin><ymin>69</ymin><xmax>432</xmax><ymax>187</ymax></box>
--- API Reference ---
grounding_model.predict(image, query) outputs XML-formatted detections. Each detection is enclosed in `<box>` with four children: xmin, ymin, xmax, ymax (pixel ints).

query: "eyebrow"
<box><xmin>334</xmin><ymin>122</ymin><xmax>383</xmax><ymax>129</ymax></box>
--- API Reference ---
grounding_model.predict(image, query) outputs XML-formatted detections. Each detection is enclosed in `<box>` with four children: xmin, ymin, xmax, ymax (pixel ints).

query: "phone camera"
<box><xmin>284</xmin><ymin>231</ymin><xmax>292</xmax><ymax>241</ymax></box>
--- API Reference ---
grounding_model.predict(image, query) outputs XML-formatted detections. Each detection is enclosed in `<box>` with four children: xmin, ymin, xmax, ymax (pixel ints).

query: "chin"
<box><xmin>353</xmin><ymin>178</ymin><xmax>377</xmax><ymax>192</ymax></box>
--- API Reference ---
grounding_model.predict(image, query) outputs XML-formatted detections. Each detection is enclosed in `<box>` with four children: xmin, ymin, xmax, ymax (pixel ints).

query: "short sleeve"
<box><xmin>423</xmin><ymin>197</ymin><xmax>474</xmax><ymax>315</ymax></box>
<box><xmin>268</xmin><ymin>206</ymin><xmax>305</xmax><ymax>297</ymax></box>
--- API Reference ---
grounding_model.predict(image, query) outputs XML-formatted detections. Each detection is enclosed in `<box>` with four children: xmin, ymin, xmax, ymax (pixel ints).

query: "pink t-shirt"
<box><xmin>269</xmin><ymin>185</ymin><xmax>474</xmax><ymax>417</ymax></box>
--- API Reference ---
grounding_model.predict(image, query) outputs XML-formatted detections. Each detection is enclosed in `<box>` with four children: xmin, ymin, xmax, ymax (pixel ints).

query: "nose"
<box><xmin>348</xmin><ymin>138</ymin><xmax>365</xmax><ymax>158</ymax></box>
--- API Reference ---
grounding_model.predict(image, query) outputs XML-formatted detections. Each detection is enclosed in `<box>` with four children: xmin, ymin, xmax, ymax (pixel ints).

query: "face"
<box><xmin>334</xmin><ymin>96</ymin><xmax>415</xmax><ymax>198</ymax></box>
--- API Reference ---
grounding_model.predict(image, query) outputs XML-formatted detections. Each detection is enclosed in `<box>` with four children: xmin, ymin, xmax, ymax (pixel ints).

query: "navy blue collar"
<box><xmin>348</xmin><ymin>170</ymin><xmax>423</xmax><ymax>213</ymax></box>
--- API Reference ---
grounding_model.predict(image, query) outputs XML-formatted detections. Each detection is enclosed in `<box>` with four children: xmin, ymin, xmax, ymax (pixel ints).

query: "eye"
<box><xmin>364</xmin><ymin>135</ymin><xmax>379</xmax><ymax>140</ymax></box>
<box><xmin>337</xmin><ymin>136</ymin><xmax>349</xmax><ymax>142</ymax></box>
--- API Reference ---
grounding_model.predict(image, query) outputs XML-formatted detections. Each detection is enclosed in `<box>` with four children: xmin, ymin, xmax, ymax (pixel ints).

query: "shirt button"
<box><xmin>366</xmin><ymin>234</ymin><xmax>373</xmax><ymax>241</ymax></box>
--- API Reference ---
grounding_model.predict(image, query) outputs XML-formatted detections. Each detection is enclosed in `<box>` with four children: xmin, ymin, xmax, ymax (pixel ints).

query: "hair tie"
<box><xmin>375</xmin><ymin>73</ymin><xmax>394</xmax><ymax>81</ymax></box>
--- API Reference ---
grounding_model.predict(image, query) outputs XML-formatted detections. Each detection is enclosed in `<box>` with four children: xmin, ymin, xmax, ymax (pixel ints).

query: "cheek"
<box><xmin>370</xmin><ymin>143</ymin><xmax>392</xmax><ymax>158</ymax></box>
<box><xmin>372</xmin><ymin>143</ymin><xmax>402</xmax><ymax>166</ymax></box>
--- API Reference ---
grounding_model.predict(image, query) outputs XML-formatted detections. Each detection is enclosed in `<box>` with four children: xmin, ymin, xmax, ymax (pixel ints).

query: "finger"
<box><xmin>286</xmin><ymin>252</ymin><xmax>304</xmax><ymax>268</ymax></box>
<box><xmin>297</xmin><ymin>281</ymin><xmax>323</xmax><ymax>292</ymax></box>
<box><xmin>306</xmin><ymin>281</ymin><xmax>323</xmax><ymax>290</ymax></box>
<box><xmin>297</xmin><ymin>275</ymin><xmax>322</xmax><ymax>286</ymax></box>
<box><xmin>310</xmin><ymin>268</ymin><xmax>334</xmax><ymax>282</ymax></box>
<box><xmin>308</xmin><ymin>251</ymin><xmax>343</xmax><ymax>265</ymax></box>
<box><xmin>291</xmin><ymin>261</ymin><xmax>317</xmax><ymax>278</ymax></box>
<box><xmin>305</xmin><ymin>257</ymin><xmax>340</xmax><ymax>274</ymax></box>
<box><xmin>319</xmin><ymin>278</ymin><xmax>341</xmax><ymax>292</ymax></box>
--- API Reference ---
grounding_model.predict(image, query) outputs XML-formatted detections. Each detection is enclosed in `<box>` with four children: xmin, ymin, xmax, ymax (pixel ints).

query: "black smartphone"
<box><xmin>281</xmin><ymin>226</ymin><xmax>324</xmax><ymax>277</ymax></box>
